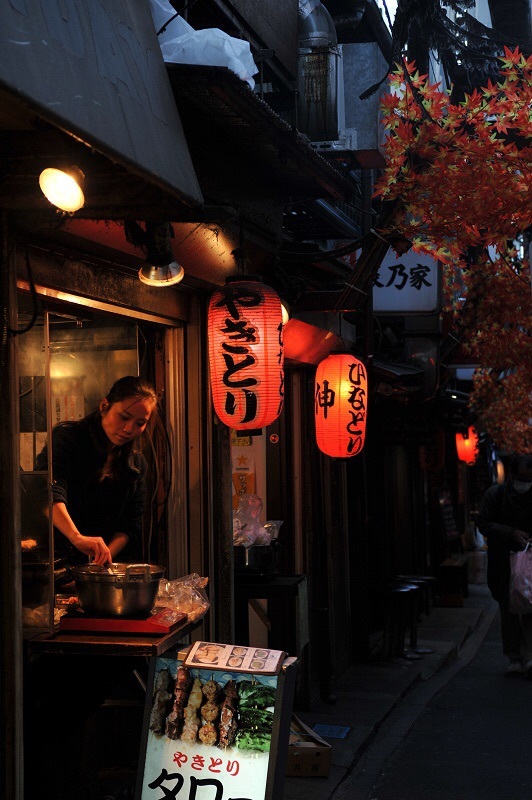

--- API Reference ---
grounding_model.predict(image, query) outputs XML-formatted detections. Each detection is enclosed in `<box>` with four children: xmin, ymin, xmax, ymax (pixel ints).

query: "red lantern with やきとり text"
<box><xmin>315</xmin><ymin>353</ymin><xmax>368</xmax><ymax>457</ymax></box>
<box><xmin>455</xmin><ymin>426</ymin><xmax>479</xmax><ymax>465</ymax></box>
<box><xmin>208</xmin><ymin>276</ymin><xmax>284</xmax><ymax>430</ymax></box>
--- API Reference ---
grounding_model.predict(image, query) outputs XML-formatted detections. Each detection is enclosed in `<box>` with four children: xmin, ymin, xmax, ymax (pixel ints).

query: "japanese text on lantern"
<box><xmin>217</xmin><ymin>285</ymin><xmax>261</xmax><ymax>425</ymax></box>
<box><xmin>315</xmin><ymin>354</ymin><xmax>367</xmax><ymax>458</ymax></box>
<box><xmin>209</xmin><ymin>280</ymin><xmax>284</xmax><ymax>429</ymax></box>
<box><xmin>345</xmin><ymin>360</ymin><xmax>366</xmax><ymax>455</ymax></box>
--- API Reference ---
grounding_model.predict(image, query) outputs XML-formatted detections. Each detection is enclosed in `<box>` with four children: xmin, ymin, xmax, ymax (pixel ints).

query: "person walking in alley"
<box><xmin>478</xmin><ymin>454</ymin><xmax>532</xmax><ymax>676</ymax></box>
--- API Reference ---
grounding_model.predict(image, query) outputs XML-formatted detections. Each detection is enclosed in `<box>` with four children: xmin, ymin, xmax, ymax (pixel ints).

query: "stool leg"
<box><xmin>400</xmin><ymin>592</ymin><xmax>423</xmax><ymax>660</ymax></box>
<box><xmin>382</xmin><ymin>599</ymin><xmax>394</xmax><ymax>660</ymax></box>
<box><xmin>409</xmin><ymin>586</ymin><xmax>436</xmax><ymax>655</ymax></box>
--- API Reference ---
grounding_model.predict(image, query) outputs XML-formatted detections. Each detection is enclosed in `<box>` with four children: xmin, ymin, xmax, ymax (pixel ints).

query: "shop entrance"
<box><xmin>17</xmin><ymin>291</ymin><xmax>170</xmax><ymax>634</ymax></box>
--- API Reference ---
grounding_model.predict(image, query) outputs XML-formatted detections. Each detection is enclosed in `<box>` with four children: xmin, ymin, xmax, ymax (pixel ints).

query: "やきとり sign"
<box><xmin>139</xmin><ymin>649</ymin><xmax>288</xmax><ymax>800</ymax></box>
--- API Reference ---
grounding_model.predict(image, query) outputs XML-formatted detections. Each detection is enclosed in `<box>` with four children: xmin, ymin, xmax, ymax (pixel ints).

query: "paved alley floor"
<box><xmin>283</xmin><ymin>584</ymin><xmax>499</xmax><ymax>800</ymax></box>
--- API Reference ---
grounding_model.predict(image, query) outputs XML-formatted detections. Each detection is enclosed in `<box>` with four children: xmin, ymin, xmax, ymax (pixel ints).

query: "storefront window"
<box><xmin>18</xmin><ymin>292</ymin><xmax>139</xmax><ymax>631</ymax></box>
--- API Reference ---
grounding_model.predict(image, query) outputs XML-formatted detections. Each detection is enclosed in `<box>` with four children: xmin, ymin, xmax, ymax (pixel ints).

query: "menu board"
<box><xmin>184</xmin><ymin>642</ymin><xmax>286</xmax><ymax>675</ymax></box>
<box><xmin>136</xmin><ymin>649</ymin><xmax>297</xmax><ymax>800</ymax></box>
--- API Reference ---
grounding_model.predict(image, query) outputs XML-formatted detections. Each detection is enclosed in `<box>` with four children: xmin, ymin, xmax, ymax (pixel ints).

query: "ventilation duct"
<box><xmin>297</xmin><ymin>0</ymin><xmax>343</xmax><ymax>142</ymax></box>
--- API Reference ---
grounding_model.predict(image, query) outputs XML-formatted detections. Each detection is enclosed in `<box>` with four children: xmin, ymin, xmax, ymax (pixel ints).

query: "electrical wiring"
<box><xmin>8</xmin><ymin>244</ymin><xmax>39</xmax><ymax>336</ymax></box>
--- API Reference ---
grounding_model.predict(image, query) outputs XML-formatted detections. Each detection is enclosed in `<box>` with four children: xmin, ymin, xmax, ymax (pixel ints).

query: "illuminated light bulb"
<box><xmin>39</xmin><ymin>166</ymin><xmax>85</xmax><ymax>212</ymax></box>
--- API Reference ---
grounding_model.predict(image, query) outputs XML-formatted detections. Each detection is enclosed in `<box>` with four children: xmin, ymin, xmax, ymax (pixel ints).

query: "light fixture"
<box><xmin>138</xmin><ymin>221</ymin><xmax>185</xmax><ymax>287</ymax></box>
<box><xmin>138</xmin><ymin>260</ymin><xmax>184</xmax><ymax>287</ymax></box>
<box><xmin>455</xmin><ymin>426</ymin><xmax>479</xmax><ymax>466</ymax></box>
<box><xmin>38</xmin><ymin>165</ymin><xmax>85</xmax><ymax>212</ymax></box>
<box><xmin>315</xmin><ymin>353</ymin><xmax>368</xmax><ymax>458</ymax></box>
<box><xmin>208</xmin><ymin>275</ymin><xmax>285</xmax><ymax>430</ymax></box>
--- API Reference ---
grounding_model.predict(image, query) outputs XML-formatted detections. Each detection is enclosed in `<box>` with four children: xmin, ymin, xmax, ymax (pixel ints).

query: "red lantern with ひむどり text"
<box><xmin>208</xmin><ymin>276</ymin><xmax>284</xmax><ymax>430</ymax></box>
<box><xmin>455</xmin><ymin>426</ymin><xmax>478</xmax><ymax>465</ymax></box>
<box><xmin>315</xmin><ymin>353</ymin><xmax>367</xmax><ymax>457</ymax></box>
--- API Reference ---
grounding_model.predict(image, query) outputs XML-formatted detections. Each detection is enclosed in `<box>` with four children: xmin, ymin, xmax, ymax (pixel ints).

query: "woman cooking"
<box><xmin>36</xmin><ymin>375</ymin><xmax>158</xmax><ymax>566</ymax></box>
<box><xmin>26</xmin><ymin>376</ymin><xmax>160</xmax><ymax>799</ymax></box>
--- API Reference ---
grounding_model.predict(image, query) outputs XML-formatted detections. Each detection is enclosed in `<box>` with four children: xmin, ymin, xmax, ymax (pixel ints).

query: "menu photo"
<box><xmin>184</xmin><ymin>641</ymin><xmax>286</xmax><ymax>675</ymax></box>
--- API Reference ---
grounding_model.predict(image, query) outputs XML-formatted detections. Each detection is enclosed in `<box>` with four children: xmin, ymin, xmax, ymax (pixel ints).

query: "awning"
<box><xmin>166</xmin><ymin>64</ymin><xmax>353</xmax><ymax>202</ymax></box>
<box><xmin>0</xmin><ymin>0</ymin><xmax>203</xmax><ymax>218</ymax></box>
<box><xmin>371</xmin><ymin>357</ymin><xmax>426</xmax><ymax>397</ymax></box>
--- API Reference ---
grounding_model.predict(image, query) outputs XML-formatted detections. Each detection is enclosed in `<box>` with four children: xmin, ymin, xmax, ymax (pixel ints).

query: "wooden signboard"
<box><xmin>135</xmin><ymin>647</ymin><xmax>297</xmax><ymax>800</ymax></box>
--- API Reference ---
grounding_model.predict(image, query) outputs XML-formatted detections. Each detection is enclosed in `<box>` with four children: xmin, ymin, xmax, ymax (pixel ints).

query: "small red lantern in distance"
<box><xmin>455</xmin><ymin>426</ymin><xmax>479</xmax><ymax>465</ymax></box>
<box><xmin>208</xmin><ymin>276</ymin><xmax>284</xmax><ymax>430</ymax></box>
<box><xmin>315</xmin><ymin>353</ymin><xmax>368</xmax><ymax>457</ymax></box>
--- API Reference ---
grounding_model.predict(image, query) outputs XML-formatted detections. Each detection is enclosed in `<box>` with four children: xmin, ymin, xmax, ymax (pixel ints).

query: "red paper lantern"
<box><xmin>455</xmin><ymin>426</ymin><xmax>479</xmax><ymax>465</ymax></box>
<box><xmin>208</xmin><ymin>276</ymin><xmax>284</xmax><ymax>430</ymax></box>
<box><xmin>315</xmin><ymin>353</ymin><xmax>368</xmax><ymax>457</ymax></box>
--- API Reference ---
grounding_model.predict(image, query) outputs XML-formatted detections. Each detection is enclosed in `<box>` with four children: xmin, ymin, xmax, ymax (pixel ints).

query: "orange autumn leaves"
<box><xmin>374</xmin><ymin>48</ymin><xmax>532</xmax><ymax>452</ymax></box>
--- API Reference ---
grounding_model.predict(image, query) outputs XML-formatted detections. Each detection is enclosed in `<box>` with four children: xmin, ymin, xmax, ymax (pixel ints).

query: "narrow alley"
<box><xmin>283</xmin><ymin>584</ymin><xmax>532</xmax><ymax>800</ymax></box>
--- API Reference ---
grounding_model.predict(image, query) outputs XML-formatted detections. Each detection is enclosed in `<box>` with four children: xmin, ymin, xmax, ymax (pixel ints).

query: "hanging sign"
<box><xmin>232</xmin><ymin>445</ymin><xmax>256</xmax><ymax>510</ymax></box>
<box><xmin>208</xmin><ymin>277</ymin><xmax>284</xmax><ymax>430</ymax></box>
<box><xmin>373</xmin><ymin>249</ymin><xmax>441</xmax><ymax>313</ymax></box>
<box><xmin>137</xmin><ymin>649</ymin><xmax>297</xmax><ymax>800</ymax></box>
<box><xmin>315</xmin><ymin>354</ymin><xmax>368</xmax><ymax>458</ymax></box>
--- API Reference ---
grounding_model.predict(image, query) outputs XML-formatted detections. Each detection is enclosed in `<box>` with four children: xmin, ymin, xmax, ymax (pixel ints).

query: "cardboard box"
<box><xmin>286</xmin><ymin>714</ymin><xmax>332</xmax><ymax>778</ymax></box>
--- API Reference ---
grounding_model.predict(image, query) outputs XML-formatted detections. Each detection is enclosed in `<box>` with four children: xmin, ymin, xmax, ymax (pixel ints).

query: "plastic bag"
<box><xmin>233</xmin><ymin>494</ymin><xmax>269</xmax><ymax>547</ymax></box>
<box><xmin>148</xmin><ymin>0</ymin><xmax>258</xmax><ymax>88</ymax></box>
<box><xmin>156</xmin><ymin>573</ymin><xmax>210</xmax><ymax>622</ymax></box>
<box><xmin>462</xmin><ymin>522</ymin><xmax>486</xmax><ymax>551</ymax></box>
<box><xmin>509</xmin><ymin>545</ymin><xmax>532</xmax><ymax>615</ymax></box>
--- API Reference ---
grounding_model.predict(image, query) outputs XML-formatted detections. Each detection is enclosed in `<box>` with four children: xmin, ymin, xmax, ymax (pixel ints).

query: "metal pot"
<box><xmin>73</xmin><ymin>563</ymin><xmax>165</xmax><ymax>617</ymax></box>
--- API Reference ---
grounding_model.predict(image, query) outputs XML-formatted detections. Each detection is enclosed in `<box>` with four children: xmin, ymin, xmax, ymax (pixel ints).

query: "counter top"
<box><xmin>26</xmin><ymin>616</ymin><xmax>197</xmax><ymax>657</ymax></box>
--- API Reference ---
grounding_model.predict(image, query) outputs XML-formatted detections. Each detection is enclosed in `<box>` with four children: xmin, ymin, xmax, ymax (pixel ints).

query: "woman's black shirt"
<box><xmin>35</xmin><ymin>412</ymin><xmax>147</xmax><ymax>564</ymax></box>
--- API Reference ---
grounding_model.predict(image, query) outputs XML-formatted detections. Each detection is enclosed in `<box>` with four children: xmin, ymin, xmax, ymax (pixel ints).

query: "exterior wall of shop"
<box><xmin>5</xmin><ymin>213</ymin><xmax>242</xmax><ymax>797</ymax></box>
<box><xmin>0</xmin><ymin>218</ymin><xmax>24</xmax><ymax>800</ymax></box>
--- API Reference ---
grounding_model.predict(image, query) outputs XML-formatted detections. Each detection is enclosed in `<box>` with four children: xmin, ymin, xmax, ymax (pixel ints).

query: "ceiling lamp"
<box><xmin>208</xmin><ymin>275</ymin><xmax>284</xmax><ymax>430</ymax></box>
<box><xmin>138</xmin><ymin>260</ymin><xmax>184</xmax><ymax>287</ymax></box>
<box><xmin>315</xmin><ymin>353</ymin><xmax>368</xmax><ymax>458</ymax></box>
<box><xmin>38</xmin><ymin>165</ymin><xmax>85</xmax><ymax>212</ymax></box>
<box><xmin>138</xmin><ymin>221</ymin><xmax>184</xmax><ymax>287</ymax></box>
<box><xmin>456</xmin><ymin>426</ymin><xmax>479</xmax><ymax>466</ymax></box>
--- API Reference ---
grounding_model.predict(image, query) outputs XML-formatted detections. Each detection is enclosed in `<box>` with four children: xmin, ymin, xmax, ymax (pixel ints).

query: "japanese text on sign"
<box><xmin>372</xmin><ymin>249</ymin><xmax>440</xmax><ymax>313</ymax></box>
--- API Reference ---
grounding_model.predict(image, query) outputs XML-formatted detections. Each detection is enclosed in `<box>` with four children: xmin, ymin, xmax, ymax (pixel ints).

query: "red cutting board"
<box><xmin>58</xmin><ymin>606</ymin><xmax>187</xmax><ymax>635</ymax></box>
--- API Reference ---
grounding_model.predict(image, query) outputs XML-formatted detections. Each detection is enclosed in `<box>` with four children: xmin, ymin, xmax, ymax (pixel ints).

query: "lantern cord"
<box><xmin>232</xmin><ymin>218</ymin><xmax>250</xmax><ymax>275</ymax></box>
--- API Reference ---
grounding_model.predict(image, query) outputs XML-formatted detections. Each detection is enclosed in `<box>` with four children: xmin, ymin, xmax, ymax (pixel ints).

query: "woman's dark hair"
<box><xmin>105</xmin><ymin>376</ymin><xmax>158</xmax><ymax>422</ymax></box>
<box><xmin>99</xmin><ymin>376</ymin><xmax>159</xmax><ymax>481</ymax></box>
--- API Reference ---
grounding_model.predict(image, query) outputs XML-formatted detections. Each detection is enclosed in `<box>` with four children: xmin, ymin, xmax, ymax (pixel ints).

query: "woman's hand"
<box><xmin>72</xmin><ymin>533</ymin><xmax>112</xmax><ymax>566</ymax></box>
<box><xmin>50</xmin><ymin>502</ymin><xmax>112</xmax><ymax>565</ymax></box>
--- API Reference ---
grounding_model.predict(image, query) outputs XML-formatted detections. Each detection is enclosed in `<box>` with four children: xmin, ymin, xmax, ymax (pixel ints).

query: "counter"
<box><xmin>26</xmin><ymin>615</ymin><xmax>198</xmax><ymax>657</ymax></box>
